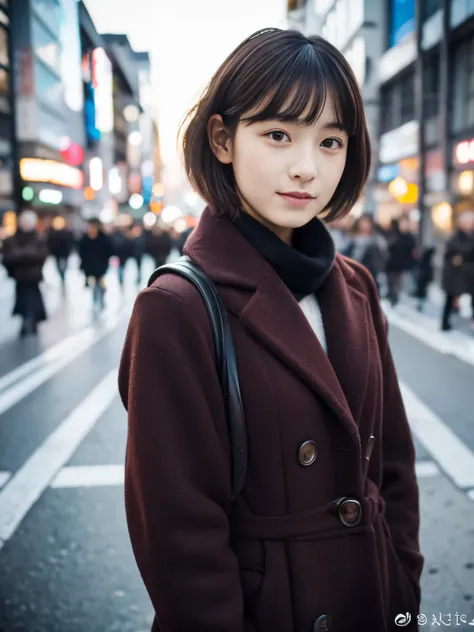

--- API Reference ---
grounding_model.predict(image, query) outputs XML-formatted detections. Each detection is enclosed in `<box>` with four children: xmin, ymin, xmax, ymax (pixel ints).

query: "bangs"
<box><xmin>237</xmin><ymin>44</ymin><xmax>360</xmax><ymax>136</ymax></box>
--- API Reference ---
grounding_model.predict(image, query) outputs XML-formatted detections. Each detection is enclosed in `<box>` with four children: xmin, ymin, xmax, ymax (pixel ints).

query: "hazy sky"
<box><xmin>83</xmin><ymin>0</ymin><xmax>288</xmax><ymax>187</ymax></box>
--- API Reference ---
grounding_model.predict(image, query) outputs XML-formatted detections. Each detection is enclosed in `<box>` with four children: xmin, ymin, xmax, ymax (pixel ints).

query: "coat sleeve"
<box><xmin>118</xmin><ymin>285</ymin><xmax>253</xmax><ymax>632</ymax></box>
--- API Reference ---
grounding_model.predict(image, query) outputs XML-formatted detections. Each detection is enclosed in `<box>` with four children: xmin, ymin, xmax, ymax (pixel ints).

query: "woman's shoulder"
<box><xmin>336</xmin><ymin>253</ymin><xmax>387</xmax><ymax>339</ymax></box>
<box><xmin>132</xmin><ymin>272</ymin><xmax>215</xmax><ymax>349</ymax></box>
<box><xmin>145</xmin><ymin>271</ymin><xmax>208</xmax><ymax>310</ymax></box>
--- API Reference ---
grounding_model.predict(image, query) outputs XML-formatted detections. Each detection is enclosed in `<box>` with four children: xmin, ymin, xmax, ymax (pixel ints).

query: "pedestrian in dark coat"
<box><xmin>47</xmin><ymin>218</ymin><xmax>74</xmax><ymax>283</ymax></box>
<box><xmin>342</xmin><ymin>213</ymin><xmax>387</xmax><ymax>290</ymax></box>
<box><xmin>111</xmin><ymin>226</ymin><xmax>136</xmax><ymax>287</ymax></box>
<box><xmin>441</xmin><ymin>211</ymin><xmax>474</xmax><ymax>331</ymax></box>
<box><xmin>412</xmin><ymin>245</ymin><xmax>435</xmax><ymax>312</ymax></box>
<box><xmin>2</xmin><ymin>210</ymin><xmax>48</xmax><ymax>336</ymax></box>
<box><xmin>119</xmin><ymin>29</ymin><xmax>422</xmax><ymax>632</ymax></box>
<box><xmin>146</xmin><ymin>224</ymin><xmax>173</xmax><ymax>268</ymax></box>
<box><xmin>175</xmin><ymin>225</ymin><xmax>194</xmax><ymax>256</ymax></box>
<box><xmin>78</xmin><ymin>218</ymin><xmax>113</xmax><ymax>310</ymax></box>
<box><xmin>385</xmin><ymin>217</ymin><xmax>418</xmax><ymax>306</ymax></box>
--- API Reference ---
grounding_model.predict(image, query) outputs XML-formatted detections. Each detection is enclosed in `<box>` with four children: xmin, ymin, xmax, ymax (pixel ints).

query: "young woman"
<box><xmin>119</xmin><ymin>28</ymin><xmax>423</xmax><ymax>632</ymax></box>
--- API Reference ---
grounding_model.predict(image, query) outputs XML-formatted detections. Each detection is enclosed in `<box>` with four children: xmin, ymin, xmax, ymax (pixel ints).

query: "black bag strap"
<box><xmin>148</xmin><ymin>255</ymin><xmax>247</xmax><ymax>501</ymax></box>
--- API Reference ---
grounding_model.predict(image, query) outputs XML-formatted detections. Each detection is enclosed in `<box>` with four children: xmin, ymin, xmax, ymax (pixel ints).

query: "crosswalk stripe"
<box><xmin>0</xmin><ymin>472</ymin><xmax>11</xmax><ymax>489</ymax></box>
<box><xmin>401</xmin><ymin>381</ymin><xmax>474</xmax><ymax>489</ymax></box>
<box><xmin>0</xmin><ymin>306</ymin><xmax>120</xmax><ymax>393</ymax></box>
<box><xmin>415</xmin><ymin>461</ymin><xmax>440</xmax><ymax>477</ymax></box>
<box><xmin>0</xmin><ymin>370</ymin><xmax>118</xmax><ymax>549</ymax></box>
<box><xmin>0</xmin><ymin>309</ymin><xmax>125</xmax><ymax>418</ymax></box>
<box><xmin>51</xmin><ymin>464</ymin><xmax>124</xmax><ymax>488</ymax></box>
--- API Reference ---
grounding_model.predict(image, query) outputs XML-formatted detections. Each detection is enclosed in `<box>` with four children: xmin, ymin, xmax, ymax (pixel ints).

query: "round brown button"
<box><xmin>338</xmin><ymin>498</ymin><xmax>362</xmax><ymax>527</ymax></box>
<box><xmin>313</xmin><ymin>614</ymin><xmax>332</xmax><ymax>631</ymax></box>
<box><xmin>298</xmin><ymin>440</ymin><xmax>318</xmax><ymax>466</ymax></box>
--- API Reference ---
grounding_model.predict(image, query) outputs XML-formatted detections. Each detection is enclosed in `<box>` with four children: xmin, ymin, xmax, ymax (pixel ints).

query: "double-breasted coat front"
<box><xmin>118</xmin><ymin>207</ymin><xmax>424</xmax><ymax>632</ymax></box>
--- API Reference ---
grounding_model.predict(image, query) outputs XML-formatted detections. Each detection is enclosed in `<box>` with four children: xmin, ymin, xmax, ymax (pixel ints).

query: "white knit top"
<box><xmin>298</xmin><ymin>294</ymin><xmax>328</xmax><ymax>354</ymax></box>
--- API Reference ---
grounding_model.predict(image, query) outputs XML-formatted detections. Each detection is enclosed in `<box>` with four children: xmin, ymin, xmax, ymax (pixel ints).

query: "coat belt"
<box><xmin>230</xmin><ymin>493</ymin><xmax>385</xmax><ymax>541</ymax></box>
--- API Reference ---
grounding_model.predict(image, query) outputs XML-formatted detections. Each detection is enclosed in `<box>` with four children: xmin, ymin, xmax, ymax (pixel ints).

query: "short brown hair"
<box><xmin>180</xmin><ymin>28</ymin><xmax>371</xmax><ymax>222</ymax></box>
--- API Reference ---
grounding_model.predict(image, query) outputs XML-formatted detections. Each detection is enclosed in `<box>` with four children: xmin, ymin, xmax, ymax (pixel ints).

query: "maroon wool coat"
<box><xmin>118</xmin><ymin>206</ymin><xmax>424</xmax><ymax>632</ymax></box>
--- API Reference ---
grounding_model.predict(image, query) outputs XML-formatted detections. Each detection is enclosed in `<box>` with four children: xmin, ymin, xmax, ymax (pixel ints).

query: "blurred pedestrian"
<box><xmin>385</xmin><ymin>216</ymin><xmax>418</xmax><ymax>306</ymax></box>
<box><xmin>111</xmin><ymin>225</ymin><xmax>135</xmax><ymax>288</ymax></box>
<box><xmin>146</xmin><ymin>223</ymin><xmax>173</xmax><ymax>269</ymax></box>
<box><xmin>440</xmin><ymin>211</ymin><xmax>474</xmax><ymax>331</ymax></box>
<box><xmin>131</xmin><ymin>224</ymin><xmax>145</xmax><ymax>284</ymax></box>
<box><xmin>175</xmin><ymin>225</ymin><xmax>195</xmax><ymax>256</ymax></box>
<box><xmin>47</xmin><ymin>216</ymin><xmax>74</xmax><ymax>285</ymax></box>
<box><xmin>78</xmin><ymin>218</ymin><xmax>113</xmax><ymax>312</ymax></box>
<box><xmin>119</xmin><ymin>28</ymin><xmax>422</xmax><ymax>632</ymax></box>
<box><xmin>2</xmin><ymin>210</ymin><xmax>48</xmax><ymax>337</ymax></box>
<box><xmin>342</xmin><ymin>213</ymin><xmax>387</xmax><ymax>290</ymax></box>
<box><xmin>411</xmin><ymin>245</ymin><xmax>436</xmax><ymax>312</ymax></box>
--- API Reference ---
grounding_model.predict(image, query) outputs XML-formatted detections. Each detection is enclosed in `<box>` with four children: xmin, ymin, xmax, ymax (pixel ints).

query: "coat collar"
<box><xmin>184</xmin><ymin>207</ymin><xmax>368</xmax><ymax>441</ymax></box>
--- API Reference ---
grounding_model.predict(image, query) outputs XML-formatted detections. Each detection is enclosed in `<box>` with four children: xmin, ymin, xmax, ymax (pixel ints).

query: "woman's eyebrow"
<box><xmin>269</xmin><ymin>116</ymin><xmax>346</xmax><ymax>131</ymax></box>
<box><xmin>320</xmin><ymin>120</ymin><xmax>346</xmax><ymax>131</ymax></box>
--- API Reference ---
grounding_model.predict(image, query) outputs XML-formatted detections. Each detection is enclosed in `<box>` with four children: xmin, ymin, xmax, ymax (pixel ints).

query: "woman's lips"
<box><xmin>278</xmin><ymin>193</ymin><xmax>315</xmax><ymax>207</ymax></box>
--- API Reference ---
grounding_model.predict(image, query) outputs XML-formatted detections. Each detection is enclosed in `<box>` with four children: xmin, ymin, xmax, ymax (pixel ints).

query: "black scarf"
<box><xmin>232</xmin><ymin>210</ymin><xmax>336</xmax><ymax>301</ymax></box>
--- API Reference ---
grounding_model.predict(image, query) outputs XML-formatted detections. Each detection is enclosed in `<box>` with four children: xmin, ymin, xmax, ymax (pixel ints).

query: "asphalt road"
<box><xmin>0</xmin><ymin>256</ymin><xmax>473</xmax><ymax>631</ymax></box>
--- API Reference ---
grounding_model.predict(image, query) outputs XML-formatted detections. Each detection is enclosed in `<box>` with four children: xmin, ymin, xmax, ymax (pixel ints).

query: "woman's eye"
<box><xmin>321</xmin><ymin>138</ymin><xmax>343</xmax><ymax>149</ymax></box>
<box><xmin>266</xmin><ymin>131</ymin><xmax>290</xmax><ymax>143</ymax></box>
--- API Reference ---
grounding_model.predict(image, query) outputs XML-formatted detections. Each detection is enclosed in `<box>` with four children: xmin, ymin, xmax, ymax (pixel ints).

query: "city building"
<box><xmin>376</xmin><ymin>0</ymin><xmax>474</xmax><ymax>242</ymax></box>
<box><xmin>0</xmin><ymin>0</ymin><xmax>15</xmax><ymax>234</ymax></box>
<box><xmin>101</xmin><ymin>34</ymin><xmax>143</xmax><ymax>221</ymax></box>
<box><xmin>132</xmin><ymin>51</ymin><xmax>154</xmax><ymax>213</ymax></box>
<box><xmin>79</xmin><ymin>0</ymin><xmax>116</xmax><ymax>224</ymax></box>
<box><xmin>10</xmin><ymin>0</ymin><xmax>85</xmax><ymax>230</ymax></box>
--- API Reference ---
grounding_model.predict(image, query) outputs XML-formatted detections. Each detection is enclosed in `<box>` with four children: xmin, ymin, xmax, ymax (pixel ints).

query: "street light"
<box><xmin>129</xmin><ymin>193</ymin><xmax>144</xmax><ymax>210</ymax></box>
<box><xmin>123</xmin><ymin>104</ymin><xmax>140</xmax><ymax>123</ymax></box>
<box><xmin>128</xmin><ymin>131</ymin><xmax>142</xmax><ymax>147</ymax></box>
<box><xmin>143</xmin><ymin>212</ymin><xmax>157</xmax><ymax>228</ymax></box>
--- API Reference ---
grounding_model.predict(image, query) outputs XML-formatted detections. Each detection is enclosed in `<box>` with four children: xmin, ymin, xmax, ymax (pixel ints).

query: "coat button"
<box><xmin>313</xmin><ymin>614</ymin><xmax>332</xmax><ymax>631</ymax></box>
<box><xmin>338</xmin><ymin>498</ymin><xmax>362</xmax><ymax>527</ymax></box>
<box><xmin>298</xmin><ymin>440</ymin><xmax>318</xmax><ymax>466</ymax></box>
<box><xmin>365</xmin><ymin>435</ymin><xmax>376</xmax><ymax>461</ymax></box>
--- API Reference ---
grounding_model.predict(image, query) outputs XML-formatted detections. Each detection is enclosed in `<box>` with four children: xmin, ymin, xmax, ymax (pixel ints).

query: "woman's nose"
<box><xmin>289</xmin><ymin>152</ymin><xmax>318</xmax><ymax>181</ymax></box>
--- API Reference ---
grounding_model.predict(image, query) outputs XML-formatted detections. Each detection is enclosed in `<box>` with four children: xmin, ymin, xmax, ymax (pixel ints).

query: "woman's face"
<box><xmin>210</xmin><ymin>95</ymin><xmax>348</xmax><ymax>245</ymax></box>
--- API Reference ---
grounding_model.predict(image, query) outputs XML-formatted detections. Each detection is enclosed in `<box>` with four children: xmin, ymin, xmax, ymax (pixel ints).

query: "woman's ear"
<box><xmin>208</xmin><ymin>114</ymin><xmax>233</xmax><ymax>164</ymax></box>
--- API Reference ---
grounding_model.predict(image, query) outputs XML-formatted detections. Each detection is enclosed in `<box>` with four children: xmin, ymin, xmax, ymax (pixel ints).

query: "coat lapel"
<box><xmin>317</xmin><ymin>259</ymin><xmax>372</xmax><ymax>425</ymax></box>
<box><xmin>184</xmin><ymin>208</ymin><xmax>370</xmax><ymax>440</ymax></box>
<box><xmin>238</xmin><ymin>272</ymin><xmax>359</xmax><ymax>440</ymax></box>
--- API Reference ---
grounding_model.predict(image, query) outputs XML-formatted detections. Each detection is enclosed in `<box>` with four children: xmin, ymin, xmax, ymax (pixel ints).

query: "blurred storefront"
<box><xmin>0</xmin><ymin>0</ymin><xmax>14</xmax><ymax>234</ymax></box>
<box><xmin>375</xmin><ymin>120</ymin><xmax>420</xmax><ymax>228</ymax></box>
<box><xmin>374</xmin><ymin>0</ymin><xmax>474</xmax><ymax>244</ymax></box>
<box><xmin>10</xmin><ymin>0</ymin><xmax>85</xmax><ymax>230</ymax></box>
<box><xmin>448</xmin><ymin>26</ymin><xmax>474</xmax><ymax>226</ymax></box>
<box><xmin>102</xmin><ymin>34</ymin><xmax>143</xmax><ymax>223</ymax></box>
<box><xmin>79</xmin><ymin>2</ymin><xmax>116</xmax><ymax>225</ymax></box>
<box><xmin>451</xmin><ymin>138</ymin><xmax>474</xmax><ymax>217</ymax></box>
